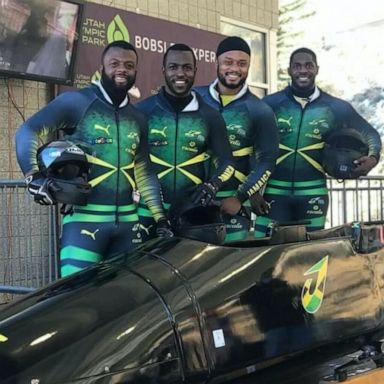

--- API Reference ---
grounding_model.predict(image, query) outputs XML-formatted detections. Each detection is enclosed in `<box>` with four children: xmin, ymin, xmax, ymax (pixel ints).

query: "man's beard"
<box><xmin>217</xmin><ymin>71</ymin><xmax>246</xmax><ymax>90</ymax></box>
<box><xmin>101</xmin><ymin>69</ymin><xmax>136</xmax><ymax>105</ymax></box>
<box><xmin>164</xmin><ymin>76</ymin><xmax>193</xmax><ymax>97</ymax></box>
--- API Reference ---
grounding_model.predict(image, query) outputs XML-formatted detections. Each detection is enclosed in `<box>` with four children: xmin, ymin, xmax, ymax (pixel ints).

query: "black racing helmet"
<box><xmin>168</xmin><ymin>198</ymin><xmax>226</xmax><ymax>245</ymax></box>
<box><xmin>322</xmin><ymin>128</ymin><xmax>369</xmax><ymax>179</ymax></box>
<box><xmin>37</xmin><ymin>140</ymin><xmax>91</xmax><ymax>205</ymax></box>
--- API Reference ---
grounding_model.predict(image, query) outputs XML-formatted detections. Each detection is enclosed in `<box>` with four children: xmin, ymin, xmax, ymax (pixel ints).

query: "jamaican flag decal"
<box><xmin>301</xmin><ymin>255</ymin><xmax>329</xmax><ymax>314</ymax></box>
<box><xmin>0</xmin><ymin>333</ymin><xmax>8</xmax><ymax>342</ymax></box>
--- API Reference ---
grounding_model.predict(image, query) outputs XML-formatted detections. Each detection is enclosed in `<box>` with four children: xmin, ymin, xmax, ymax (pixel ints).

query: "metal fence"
<box><xmin>0</xmin><ymin>177</ymin><xmax>383</xmax><ymax>302</ymax></box>
<box><xmin>0</xmin><ymin>180</ymin><xmax>59</xmax><ymax>303</ymax></box>
<box><xmin>327</xmin><ymin>176</ymin><xmax>384</xmax><ymax>227</ymax></box>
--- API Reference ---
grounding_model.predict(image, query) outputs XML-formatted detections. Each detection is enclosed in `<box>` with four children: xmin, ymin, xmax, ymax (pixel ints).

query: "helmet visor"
<box><xmin>51</xmin><ymin>163</ymin><xmax>88</xmax><ymax>180</ymax></box>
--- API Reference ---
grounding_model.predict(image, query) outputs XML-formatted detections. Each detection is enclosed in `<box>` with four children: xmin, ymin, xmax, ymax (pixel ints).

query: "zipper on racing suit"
<box><xmin>291</xmin><ymin>101</ymin><xmax>309</xmax><ymax>193</ymax></box>
<box><xmin>115</xmin><ymin>107</ymin><xmax>120</xmax><ymax>225</ymax></box>
<box><xmin>173</xmin><ymin>111</ymin><xmax>179</xmax><ymax>201</ymax></box>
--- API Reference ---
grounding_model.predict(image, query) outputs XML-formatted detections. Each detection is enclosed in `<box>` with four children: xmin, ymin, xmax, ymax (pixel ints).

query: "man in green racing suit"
<box><xmin>136</xmin><ymin>43</ymin><xmax>235</xmax><ymax>241</ymax></box>
<box><xmin>15</xmin><ymin>41</ymin><xmax>172</xmax><ymax>277</ymax></box>
<box><xmin>253</xmin><ymin>47</ymin><xmax>382</xmax><ymax>237</ymax></box>
<box><xmin>195</xmin><ymin>36</ymin><xmax>279</xmax><ymax>241</ymax></box>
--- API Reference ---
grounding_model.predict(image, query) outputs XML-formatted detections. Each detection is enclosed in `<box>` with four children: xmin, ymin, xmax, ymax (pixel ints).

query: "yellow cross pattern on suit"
<box><xmin>150</xmin><ymin>152</ymin><xmax>210</xmax><ymax>185</ymax></box>
<box><xmin>86</xmin><ymin>154</ymin><xmax>136</xmax><ymax>189</ymax></box>
<box><xmin>277</xmin><ymin>142</ymin><xmax>325</xmax><ymax>172</ymax></box>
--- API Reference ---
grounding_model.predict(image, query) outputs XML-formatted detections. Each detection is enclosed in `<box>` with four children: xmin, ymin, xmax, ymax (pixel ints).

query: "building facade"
<box><xmin>0</xmin><ymin>0</ymin><xmax>279</xmax><ymax>181</ymax></box>
<box><xmin>0</xmin><ymin>0</ymin><xmax>278</xmax><ymax>294</ymax></box>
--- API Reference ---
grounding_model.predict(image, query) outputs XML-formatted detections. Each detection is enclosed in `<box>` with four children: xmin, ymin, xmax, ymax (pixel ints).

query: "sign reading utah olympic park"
<box><xmin>69</xmin><ymin>2</ymin><xmax>224</xmax><ymax>100</ymax></box>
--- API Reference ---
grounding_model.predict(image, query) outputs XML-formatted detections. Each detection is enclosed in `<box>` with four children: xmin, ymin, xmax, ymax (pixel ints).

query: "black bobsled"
<box><xmin>1</xmin><ymin>221</ymin><xmax>384</xmax><ymax>383</ymax></box>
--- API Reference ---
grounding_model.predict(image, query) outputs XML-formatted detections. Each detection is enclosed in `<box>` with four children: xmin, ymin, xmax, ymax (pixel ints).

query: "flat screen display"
<box><xmin>0</xmin><ymin>0</ymin><xmax>83</xmax><ymax>85</ymax></box>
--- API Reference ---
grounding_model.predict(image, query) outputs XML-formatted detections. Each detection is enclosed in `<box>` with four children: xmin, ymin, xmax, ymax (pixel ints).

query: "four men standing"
<box><xmin>15</xmin><ymin>36</ymin><xmax>382</xmax><ymax>272</ymax></box>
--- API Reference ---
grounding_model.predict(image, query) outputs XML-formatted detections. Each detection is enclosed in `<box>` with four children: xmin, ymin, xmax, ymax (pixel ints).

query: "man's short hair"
<box><xmin>289</xmin><ymin>47</ymin><xmax>317</xmax><ymax>66</ymax></box>
<box><xmin>163</xmin><ymin>43</ymin><xmax>196</xmax><ymax>67</ymax></box>
<box><xmin>101</xmin><ymin>40</ymin><xmax>137</xmax><ymax>64</ymax></box>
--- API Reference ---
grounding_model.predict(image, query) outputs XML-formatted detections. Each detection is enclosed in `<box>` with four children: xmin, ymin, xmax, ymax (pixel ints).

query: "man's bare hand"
<box><xmin>221</xmin><ymin>196</ymin><xmax>242</xmax><ymax>216</ymax></box>
<box><xmin>351</xmin><ymin>156</ymin><xmax>378</xmax><ymax>177</ymax></box>
<box><xmin>250</xmin><ymin>193</ymin><xmax>270</xmax><ymax>215</ymax></box>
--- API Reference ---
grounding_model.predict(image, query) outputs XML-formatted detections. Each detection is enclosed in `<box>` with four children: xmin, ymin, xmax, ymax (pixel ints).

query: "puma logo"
<box><xmin>94</xmin><ymin>124</ymin><xmax>111</xmax><ymax>136</ymax></box>
<box><xmin>139</xmin><ymin>224</ymin><xmax>153</xmax><ymax>235</ymax></box>
<box><xmin>80</xmin><ymin>229</ymin><xmax>99</xmax><ymax>241</ymax></box>
<box><xmin>132</xmin><ymin>223</ymin><xmax>153</xmax><ymax>235</ymax></box>
<box><xmin>151</xmin><ymin>127</ymin><xmax>167</xmax><ymax>138</ymax></box>
<box><xmin>277</xmin><ymin>116</ymin><xmax>293</xmax><ymax>127</ymax></box>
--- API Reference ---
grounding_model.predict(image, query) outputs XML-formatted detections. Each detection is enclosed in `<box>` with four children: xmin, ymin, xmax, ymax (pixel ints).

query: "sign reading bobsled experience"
<box><xmin>65</xmin><ymin>2</ymin><xmax>224</xmax><ymax>100</ymax></box>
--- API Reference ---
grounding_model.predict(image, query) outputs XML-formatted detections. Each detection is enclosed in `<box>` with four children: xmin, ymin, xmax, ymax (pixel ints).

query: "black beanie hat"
<box><xmin>216</xmin><ymin>36</ymin><xmax>251</xmax><ymax>57</ymax></box>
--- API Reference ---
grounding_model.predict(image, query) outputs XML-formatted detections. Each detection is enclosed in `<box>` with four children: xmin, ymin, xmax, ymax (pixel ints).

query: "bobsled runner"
<box><xmin>1</xmin><ymin>221</ymin><xmax>384</xmax><ymax>384</ymax></box>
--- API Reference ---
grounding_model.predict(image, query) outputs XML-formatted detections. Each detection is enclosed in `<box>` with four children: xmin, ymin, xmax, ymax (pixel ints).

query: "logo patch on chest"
<box><xmin>182</xmin><ymin>141</ymin><xmax>199</xmax><ymax>153</ymax></box>
<box><xmin>305</xmin><ymin>127</ymin><xmax>322</xmax><ymax>140</ymax></box>
<box><xmin>229</xmin><ymin>134</ymin><xmax>241</xmax><ymax>147</ymax></box>
<box><xmin>149</xmin><ymin>140</ymin><xmax>168</xmax><ymax>147</ymax></box>
<box><xmin>227</xmin><ymin>123</ymin><xmax>246</xmax><ymax>137</ymax></box>
<box><xmin>92</xmin><ymin>137</ymin><xmax>113</xmax><ymax>144</ymax></box>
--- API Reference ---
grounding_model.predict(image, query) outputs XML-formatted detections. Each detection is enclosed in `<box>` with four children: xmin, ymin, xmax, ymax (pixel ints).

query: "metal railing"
<box><xmin>327</xmin><ymin>176</ymin><xmax>384</xmax><ymax>227</ymax></box>
<box><xmin>0</xmin><ymin>180</ymin><xmax>59</xmax><ymax>303</ymax></box>
<box><xmin>0</xmin><ymin>176</ymin><xmax>383</xmax><ymax>303</ymax></box>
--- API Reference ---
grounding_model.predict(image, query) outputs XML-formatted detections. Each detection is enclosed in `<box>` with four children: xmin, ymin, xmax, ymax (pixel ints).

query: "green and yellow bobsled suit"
<box><xmin>195</xmin><ymin>80</ymin><xmax>279</xmax><ymax>241</ymax></box>
<box><xmin>136</xmin><ymin>88</ymin><xmax>235</xmax><ymax>240</ymax></box>
<box><xmin>254</xmin><ymin>86</ymin><xmax>382</xmax><ymax>236</ymax></box>
<box><xmin>15</xmin><ymin>81</ymin><xmax>166</xmax><ymax>276</ymax></box>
